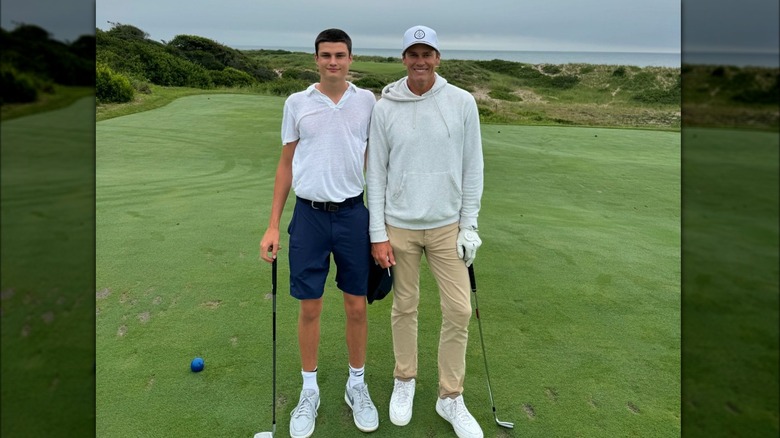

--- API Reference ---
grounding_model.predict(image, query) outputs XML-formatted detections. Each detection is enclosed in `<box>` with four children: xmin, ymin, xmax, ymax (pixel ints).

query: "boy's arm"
<box><xmin>260</xmin><ymin>140</ymin><xmax>297</xmax><ymax>262</ymax></box>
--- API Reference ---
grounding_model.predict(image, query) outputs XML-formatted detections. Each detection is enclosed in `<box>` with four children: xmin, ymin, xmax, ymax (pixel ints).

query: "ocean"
<box><xmin>683</xmin><ymin>51</ymin><xmax>779</xmax><ymax>68</ymax></box>
<box><xmin>235</xmin><ymin>46</ymin><xmax>682</xmax><ymax>68</ymax></box>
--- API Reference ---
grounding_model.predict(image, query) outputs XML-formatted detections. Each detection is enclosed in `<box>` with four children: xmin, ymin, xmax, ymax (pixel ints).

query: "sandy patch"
<box><xmin>137</xmin><ymin>311</ymin><xmax>150</xmax><ymax>323</ymax></box>
<box><xmin>201</xmin><ymin>300</ymin><xmax>222</xmax><ymax>309</ymax></box>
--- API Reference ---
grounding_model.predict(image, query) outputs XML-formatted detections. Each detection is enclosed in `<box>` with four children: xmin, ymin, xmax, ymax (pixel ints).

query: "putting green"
<box><xmin>96</xmin><ymin>93</ymin><xmax>681</xmax><ymax>437</ymax></box>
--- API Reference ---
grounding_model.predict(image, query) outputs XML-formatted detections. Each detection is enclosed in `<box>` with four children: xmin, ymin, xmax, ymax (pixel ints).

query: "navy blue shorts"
<box><xmin>287</xmin><ymin>195</ymin><xmax>371</xmax><ymax>300</ymax></box>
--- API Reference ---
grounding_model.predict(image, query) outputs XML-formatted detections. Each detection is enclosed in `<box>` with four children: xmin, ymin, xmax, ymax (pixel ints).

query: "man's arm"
<box><xmin>366</xmin><ymin>109</ymin><xmax>395</xmax><ymax>268</ymax></box>
<box><xmin>460</xmin><ymin>97</ymin><xmax>483</xmax><ymax>230</ymax></box>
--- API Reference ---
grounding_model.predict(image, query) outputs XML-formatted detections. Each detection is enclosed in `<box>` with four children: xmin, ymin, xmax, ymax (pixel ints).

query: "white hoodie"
<box><xmin>366</xmin><ymin>73</ymin><xmax>484</xmax><ymax>243</ymax></box>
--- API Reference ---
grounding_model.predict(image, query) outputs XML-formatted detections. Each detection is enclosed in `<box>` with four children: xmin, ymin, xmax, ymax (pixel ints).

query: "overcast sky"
<box><xmin>1</xmin><ymin>0</ymin><xmax>777</xmax><ymax>55</ymax></box>
<box><xmin>93</xmin><ymin>0</ymin><xmax>683</xmax><ymax>53</ymax></box>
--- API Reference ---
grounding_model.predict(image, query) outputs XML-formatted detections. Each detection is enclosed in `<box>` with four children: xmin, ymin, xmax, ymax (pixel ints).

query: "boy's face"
<box><xmin>315</xmin><ymin>42</ymin><xmax>352</xmax><ymax>82</ymax></box>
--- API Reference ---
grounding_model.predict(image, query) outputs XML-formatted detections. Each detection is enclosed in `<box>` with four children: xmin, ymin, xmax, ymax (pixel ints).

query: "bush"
<box><xmin>106</xmin><ymin>23</ymin><xmax>149</xmax><ymax>41</ymax></box>
<box><xmin>263</xmin><ymin>78</ymin><xmax>308</xmax><ymax>96</ymax></box>
<box><xmin>353</xmin><ymin>76</ymin><xmax>386</xmax><ymax>93</ymax></box>
<box><xmin>281</xmin><ymin>68</ymin><xmax>319</xmax><ymax>82</ymax></box>
<box><xmin>488</xmin><ymin>87</ymin><xmax>522</xmax><ymax>101</ymax></box>
<box><xmin>612</xmin><ymin>66</ymin><xmax>627</xmax><ymax>77</ymax></box>
<box><xmin>137</xmin><ymin>46</ymin><xmax>213</xmax><ymax>88</ymax></box>
<box><xmin>132</xmin><ymin>79</ymin><xmax>152</xmax><ymax>94</ymax></box>
<box><xmin>210</xmin><ymin>67</ymin><xmax>255</xmax><ymax>87</ymax></box>
<box><xmin>549</xmin><ymin>75</ymin><xmax>579</xmax><ymax>89</ymax></box>
<box><xmin>96</xmin><ymin>63</ymin><xmax>134</xmax><ymax>103</ymax></box>
<box><xmin>541</xmin><ymin>64</ymin><xmax>561</xmax><ymax>75</ymax></box>
<box><xmin>0</xmin><ymin>64</ymin><xmax>38</xmax><ymax>104</ymax></box>
<box><xmin>632</xmin><ymin>87</ymin><xmax>680</xmax><ymax>105</ymax></box>
<box><xmin>731</xmin><ymin>75</ymin><xmax>780</xmax><ymax>104</ymax></box>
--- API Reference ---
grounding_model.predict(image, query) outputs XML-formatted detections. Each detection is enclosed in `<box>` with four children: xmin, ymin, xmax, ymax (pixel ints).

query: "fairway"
<box><xmin>1</xmin><ymin>96</ymin><xmax>96</xmax><ymax>436</ymax></box>
<box><xmin>96</xmin><ymin>94</ymin><xmax>681</xmax><ymax>437</ymax></box>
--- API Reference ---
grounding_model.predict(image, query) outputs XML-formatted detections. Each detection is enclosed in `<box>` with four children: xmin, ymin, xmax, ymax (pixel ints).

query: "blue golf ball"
<box><xmin>191</xmin><ymin>357</ymin><xmax>204</xmax><ymax>372</ymax></box>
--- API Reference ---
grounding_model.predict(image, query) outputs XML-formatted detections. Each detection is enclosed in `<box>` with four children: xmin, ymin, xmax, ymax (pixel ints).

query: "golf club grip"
<box><xmin>468</xmin><ymin>264</ymin><xmax>476</xmax><ymax>292</ymax></box>
<box><xmin>271</xmin><ymin>258</ymin><xmax>277</xmax><ymax>295</ymax></box>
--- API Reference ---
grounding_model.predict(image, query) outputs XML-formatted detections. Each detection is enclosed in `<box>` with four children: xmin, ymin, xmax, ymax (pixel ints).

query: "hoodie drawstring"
<box><xmin>431</xmin><ymin>93</ymin><xmax>451</xmax><ymax>138</ymax></box>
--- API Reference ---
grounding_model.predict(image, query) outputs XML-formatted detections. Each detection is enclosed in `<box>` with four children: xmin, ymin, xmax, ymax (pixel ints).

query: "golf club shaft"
<box><xmin>468</xmin><ymin>266</ymin><xmax>497</xmax><ymax>410</ymax></box>
<box><xmin>468</xmin><ymin>264</ymin><xmax>513</xmax><ymax>428</ymax></box>
<box><xmin>272</xmin><ymin>258</ymin><xmax>277</xmax><ymax>433</ymax></box>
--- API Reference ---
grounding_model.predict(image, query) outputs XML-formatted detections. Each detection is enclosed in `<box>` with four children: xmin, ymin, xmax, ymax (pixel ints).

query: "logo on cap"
<box><xmin>414</xmin><ymin>29</ymin><xmax>426</xmax><ymax>40</ymax></box>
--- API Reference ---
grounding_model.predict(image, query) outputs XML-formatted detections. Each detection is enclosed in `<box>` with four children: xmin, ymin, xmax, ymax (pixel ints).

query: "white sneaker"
<box><xmin>389</xmin><ymin>378</ymin><xmax>416</xmax><ymax>426</ymax></box>
<box><xmin>344</xmin><ymin>382</ymin><xmax>379</xmax><ymax>432</ymax></box>
<box><xmin>435</xmin><ymin>395</ymin><xmax>483</xmax><ymax>438</ymax></box>
<box><xmin>290</xmin><ymin>389</ymin><xmax>319</xmax><ymax>438</ymax></box>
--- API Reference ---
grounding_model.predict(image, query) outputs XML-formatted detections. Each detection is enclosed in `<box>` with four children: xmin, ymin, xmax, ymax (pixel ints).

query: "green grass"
<box><xmin>350</xmin><ymin>61</ymin><xmax>406</xmax><ymax>77</ymax></box>
<box><xmin>96</xmin><ymin>94</ymin><xmax>682</xmax><ymax>437</ymax></box>
<box><xmin>96</xmin><ymin>84</ymin><xmax>263</xmax><ymax>122</ymax></box>
<box><xmin>1</xmin><ymin>96</ymin><xmax>96</xmax><ymax>435</ymax></box>
<box><xmin>681</xmin><ymin>128</ymin><xmax>779</xmax><ymax>436</ymax></box>
<box><xmin>0</xmin><ymin>85</ymin><xmax>94</xmax><ymax>121</ymax></box>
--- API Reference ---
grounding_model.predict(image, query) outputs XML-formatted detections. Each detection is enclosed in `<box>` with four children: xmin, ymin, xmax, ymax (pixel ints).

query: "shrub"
<box><xmin>731</xmin><ymin>75</ymin><xmax>780</xmax><ymax>104</ymax></box>
<box><xmin>247</xmin><ymin>65</ymin><xmax>277</xmax><ymax>82</ymax></box>
<box><xmin>281</xmin><ymin>68</ymin><xmax>319</xmax><ymax>82</ymax></box>
<box><xmin>0</xmin><ymin>64</ymin><xmax>38</xmax><ymax>104</ymax></box>
<box><xmin>711</xmin><ymin>66</ymin><xmax>726</xmax><ymax>77</ymax></box>
<box><xmin>263</xmin><ymin>78</ymin><xmax>308</xmax><ymax>96</ymax></box>
<box><xmin>631</xmin><ymin>75</ymin><xmax>681</xmax><ymax>105</ymax></box>
<box><xmin>132</xmin><ymin>79</ymin><xmax>152</xmax><ymax>94</ymax></box>
<box><xmin>612</xmin><ymin>66</ymin><xmax>626</xmax><ymax>77</ymax></box>
<box><xmin>477</xmin><ymin>105</ymin><xmax>494</xmax><ymax>117</ymax></box>
<box><xmin>353</xmin><ymin>76</ymin><xmax>386</xmax><ymax>93</ymax></box>
<box><xmin>106</xmin><ymin>23</ymin><xmax>149</xmax><ymax>41</ymax></box>
<box><xmin>488</xmin><ymin>87</ymin><xmax>522</xmax><ymax>101</ymax></box>
<box><xmin>541</xmin><ymin>64</ymin><xmax>561</xmax><ymax>75</ymax></box>
<box><xmin>96</xmin><ymin>63</ymin><xmax>134</xmax><ymax>103</ymax></box>
<box><xmin>549</xmin><ymin>75</ymin><xmax>580</xmax><ymax>89</ymax></box>
<box><xmin>210</xmin><ymin>66</ymin><xmax>255</xmax><ymax>87</ymax></box>
<box><xmin>137</xmin><ymin>46</ymin><xmax>213</xmax><ymax>88</ymax></box>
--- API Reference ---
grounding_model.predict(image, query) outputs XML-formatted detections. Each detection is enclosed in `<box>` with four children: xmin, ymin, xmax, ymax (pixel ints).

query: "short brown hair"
<box><xmin>314</xmin><ymin>28</ymin><xmax>352</xmax><ymax>55</ymax></box>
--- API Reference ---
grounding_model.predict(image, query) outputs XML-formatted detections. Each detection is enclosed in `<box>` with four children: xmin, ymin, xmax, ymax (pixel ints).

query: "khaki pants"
<box><xmin>387</xmin><ymin>222</ymin><xmax>471</xmax><ymax>398</ymax></box>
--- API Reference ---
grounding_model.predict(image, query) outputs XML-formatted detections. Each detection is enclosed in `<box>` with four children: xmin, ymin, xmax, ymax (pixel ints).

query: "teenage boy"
<box><xmin>259</xmin><ymin>28</ymin><xmax>378</xmax><ymax>438</ymax></box>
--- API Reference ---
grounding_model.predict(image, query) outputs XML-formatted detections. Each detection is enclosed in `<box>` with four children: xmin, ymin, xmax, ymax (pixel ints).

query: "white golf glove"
<box><xmin>457</xmin><ymin>227</ymin><xmax>482</xmax><ymax>267</ymax></box>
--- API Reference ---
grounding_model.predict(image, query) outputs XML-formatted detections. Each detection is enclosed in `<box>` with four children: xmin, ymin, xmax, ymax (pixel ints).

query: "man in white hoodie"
<box><xmin>366</xmin><ymin>25</ymin><xmax>485</xmax><ymax>438</ymax></box>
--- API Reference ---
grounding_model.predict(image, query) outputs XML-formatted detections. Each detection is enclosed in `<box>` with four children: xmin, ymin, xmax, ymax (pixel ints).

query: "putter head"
<box><xmin>253</xmin><ymin>432</ymin><xmax>274</xmax><ymax>438</ymax></box>
<box><xmin>496</xmin><ymin>419</ymin><xmax>515</xmax><ymax>429</ymax></box>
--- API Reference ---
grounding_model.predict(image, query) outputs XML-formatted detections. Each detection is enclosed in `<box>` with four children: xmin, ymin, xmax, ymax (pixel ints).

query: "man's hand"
<box><xmin>457</xmin><ymin>228</ymin><xmax>481</xmax><ymax>267</ymax></box>
<box><xmin>371</xmin><ymin>241</ymin><xmax>395</xmax><ymax>269</ymax></box>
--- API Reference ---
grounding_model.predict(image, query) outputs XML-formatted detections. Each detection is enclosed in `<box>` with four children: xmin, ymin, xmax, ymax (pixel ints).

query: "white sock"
<box><xmin>348</xmin><ymin>364</ymin><xmax>365</xmax><ymax>388</ymax></box>
<box><xmin>302</xmin><ymin>368</ymin><xmax>318</xmax><ymax>393</ymax></box>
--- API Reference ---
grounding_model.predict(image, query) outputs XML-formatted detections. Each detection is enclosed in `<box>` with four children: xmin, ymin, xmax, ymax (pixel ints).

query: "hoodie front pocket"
<box><xmin>389</xmin><ymin>171</ymin><xmax>462</xmax><ymax>223</ymax></box>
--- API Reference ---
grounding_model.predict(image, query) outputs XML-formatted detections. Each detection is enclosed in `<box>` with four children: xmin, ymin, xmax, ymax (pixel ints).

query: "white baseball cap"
<box><xmin>402</xmin><ymin>25</ymin><xmax>439</xmax><ymax>54</ymax></box>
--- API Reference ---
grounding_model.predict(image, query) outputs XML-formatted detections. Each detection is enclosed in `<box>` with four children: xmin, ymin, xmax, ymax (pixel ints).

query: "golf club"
<box><xmin>468</xmin><ymin>264</ymin><xmax>514</xmax><ymax>429</ymax></box>
<box><xmin>253</xmin><ymin>256</ymin><xmax>277</xmax><ymax>438</ymax></box>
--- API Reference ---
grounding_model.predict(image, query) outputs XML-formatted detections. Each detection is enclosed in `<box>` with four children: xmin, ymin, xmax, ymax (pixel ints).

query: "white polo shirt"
<box><xmin>281</xmin><ymin>82</ymin><xmax>376</xmax><ymax>202</ymax></box>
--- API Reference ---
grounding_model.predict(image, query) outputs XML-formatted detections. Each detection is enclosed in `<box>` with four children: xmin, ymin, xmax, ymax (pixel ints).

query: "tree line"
<box><xmin>96</xmin><ymin>23</ymin><xmax>293</xmax><ymax>103</ymax></box>
<box><xmin>0</xmin><ymin>24</ymin><xmax>94</xmax><ymax>104</ymax></box>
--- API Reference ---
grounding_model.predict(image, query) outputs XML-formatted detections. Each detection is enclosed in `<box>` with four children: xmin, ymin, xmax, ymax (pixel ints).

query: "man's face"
<box><xmin>402</xmin><ymin>44</ymin><xmax>440</xmax><ymax>83</ymax></box>
<box><xmin>315</xmin><ymin>42</ymin><xmax>352</xmax><ymax>81</ymax></box>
